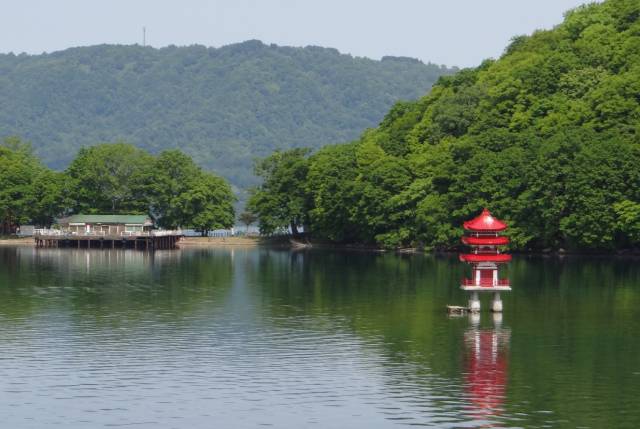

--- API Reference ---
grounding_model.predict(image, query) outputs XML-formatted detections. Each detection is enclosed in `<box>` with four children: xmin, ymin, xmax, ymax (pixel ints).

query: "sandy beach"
<box><xmin>0</xmin><ymin>237</ymin><xmax>34</xmax><ymax>246</ymax></box>
<box><xmin>176</xmin><ymin>236</ymin><xmax>261</xmax><ymax>247</ymax></box>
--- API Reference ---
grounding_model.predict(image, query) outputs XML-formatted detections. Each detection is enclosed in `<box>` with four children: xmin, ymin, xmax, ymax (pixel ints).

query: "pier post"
<box><xmin>469</xmin><ymin>291</ymin><xmax>481</xmax><ymax>313</ymax></box>
<box><xmin>491</xmin><ymin>292</ymin><xmax>503</xmax><ymax>313</ymax></box>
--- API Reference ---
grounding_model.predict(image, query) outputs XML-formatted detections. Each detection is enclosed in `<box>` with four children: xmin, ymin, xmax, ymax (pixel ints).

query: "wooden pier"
<box><xmin>34</xmin><ymin>230</ymin><xmax>182</xmax><ymax>251</ymax></box>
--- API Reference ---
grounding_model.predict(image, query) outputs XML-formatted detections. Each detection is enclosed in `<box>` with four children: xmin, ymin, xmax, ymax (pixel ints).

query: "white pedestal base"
<box><xmin>468</xmin><ymin>291</ymin><xmax>481</xmax><ymax>313</ymax></box>
<box><xmin>491</xmin><ymin>292</ymin><xmax>503</xmax><ymax>312</ymax></box>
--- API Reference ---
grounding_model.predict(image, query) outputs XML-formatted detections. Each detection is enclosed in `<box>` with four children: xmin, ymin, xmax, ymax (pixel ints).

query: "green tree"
<box><xmin>0</xmin><ymin>137</ymin><xmax>41</xmax><ymax>233</ymax></box>
<box><xmin>614</xmin><ymin>200</ymin><xmax>640</xmax><ymax>246</ymax></box>
<box><xmin>148</xmin><ymin>150</ymin><xmax>235</xmax><ymax>232</ymax></box>
<box><xmin>66</xmin><ymin>142</ymin><xmax>154</xmax><ymax>214</ymax></box>
<box><xmin>175</xmin><ymin>172</ymin><xmax>236</xmax><ymax>236</ymax></box>
<box><xmin>306</xmin><ymin>143</ymin><xmax>359</xmax><ymax>242</ymax></box>
<box><xmin>238</xmin><ymin>211</ymin><xmax>258</xmax><ymax>233</ymax></box>
<box><xmin>149</xmin><ymin>150</ymin><xmax>202</xmax><ymax>228</ymax></box>
<box><xmin>28</xmin><ymin>170</ymin><xmax>73</xmax><ymax>228</ymax></box>
<box><xmin>248</xmin><ymin>149</ymin><xmax>311</xmax><ymax>236</ymax></box>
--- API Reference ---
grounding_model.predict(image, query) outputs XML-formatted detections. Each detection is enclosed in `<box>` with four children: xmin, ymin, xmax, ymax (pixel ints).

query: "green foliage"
<box><xmin>28</xmin><ymin>170</ymin><xmax>73</xmax><ymax>228</ymax></box>
<box><xmin>174</xmin><ymin>173</ymin><xmax>235</xmax><ymax>236</ymax></box>
<box><xmin>238</xmin><ymin>211</ymin><xmax>258</xmax><ymax>231</ymax></box>
<box><xmin>306</xmin><ymin>144</ymin><xmax>359</xmax><ymax>242</ymax></box>
<box><xmin>0</xmin><ymin>42</ymin><xmax>456</xmax><ymax>189</ymax></box>
<box><xmin>251</xmin><ymin>0</ymin><xmax>640</xmax><ymax>251</ymax></box>
<box><xmin>614</xmin><ymin>200</ymin><xmax>640</xmax><ymax>244</ymax></box>
<box><xmin>66</xmin><ymin>142</ymin><xmax>154</xmax><ymax>214</ymax></box>
<box><xmin>0</xmin><ymin>137</ymin><xmax>44</xmax><ymax>232</ymax></box>
<box><xmin>248</xmin><ymin>149</ymin><xmax>311</xmax><ymax>235</ymax></box>
<box><xmin>149</xmin><ymin>150</ymin><xmax>204</xmax><ymax>228</ymax></box>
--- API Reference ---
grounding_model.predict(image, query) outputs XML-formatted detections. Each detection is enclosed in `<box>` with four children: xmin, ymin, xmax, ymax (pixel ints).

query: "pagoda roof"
<box><xmin>463</xmin><ymin>208</ymin><xmax>507</xmax><ymax>232</ymax></box>
<box><xmin>462</xmin><ymin>236</ymin><xmax>509</xmax><ymax>246</ymax></box>
<box><xmin>459</xmin><ymin>253</ymin><xmax>512</xmax><ymax>263</ymax></box>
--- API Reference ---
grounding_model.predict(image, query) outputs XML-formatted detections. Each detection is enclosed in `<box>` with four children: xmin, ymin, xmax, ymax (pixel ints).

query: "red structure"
<box><xmin>460</xmin><ymin>209</ymin><xmax>511</xmax><ymax>312</ymax></box>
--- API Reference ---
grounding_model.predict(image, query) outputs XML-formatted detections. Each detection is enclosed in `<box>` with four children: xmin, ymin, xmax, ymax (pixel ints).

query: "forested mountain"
<box><xmin>0</xmin><ymin>41</ymin><xmax>455</xmax><ymax>188</ymax></box>
<box><xmin>249</xmin><ymin>0</ymin><xmax>640</xmax><ymax>251</ymax></box>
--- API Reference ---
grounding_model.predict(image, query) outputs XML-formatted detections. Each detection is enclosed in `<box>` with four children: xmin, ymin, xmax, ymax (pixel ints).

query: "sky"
<box><xmin>3</xmin><ymin>0</ymin><xmax>592</xmax><ymax>68</ymax></box>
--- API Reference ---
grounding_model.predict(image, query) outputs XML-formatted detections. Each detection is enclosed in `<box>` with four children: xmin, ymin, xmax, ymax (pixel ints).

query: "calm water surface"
<box><xmin>0</xmin><ymin>246</ymin><xmax>639</xmax><ymax>428</ymax></box>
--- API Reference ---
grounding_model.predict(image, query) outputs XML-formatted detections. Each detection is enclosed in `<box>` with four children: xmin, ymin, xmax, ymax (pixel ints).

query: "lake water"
<box><xmin>0</xmin><ymin>246</ymin><xmax>639</xmax><ymax>428</ymax></box>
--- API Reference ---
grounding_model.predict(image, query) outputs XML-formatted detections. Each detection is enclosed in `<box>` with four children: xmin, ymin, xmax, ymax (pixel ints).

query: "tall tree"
<box><xmin>149</xmin><ymin>150</ymin><xmax>202</xmax><ymax>228</ymax></box>
<box><xmin>175</xmin><ymin>173</ymin><xmax>236</xmax><ymax>236</ymax></box>
<box><xmin>0</xmin><ymin>138</ymin><xmax>37</xmax><ymax>233</ymax></box>
<box><xmin>238</xmin><ymin>211</ymin><xmax>258</xmax><ymax>233</ymax></box>
<box><xmin>66</xmin><ymin>142</ymin><xmax>154</xmax><ymax>214</ymax></box>
<box><xmin>248</xmin><ymin>149</ymin><xmax>311</xmax><ymax>236</ymax></box>
<box><xmin>149</xmin><ymin>150</ymin><xmax>235</xmax><ymax>232</ymax></box>
<box><xmin>28</xmin><ymin>170</ymin><xmax>73</xmax><ymax>228</ymax></box>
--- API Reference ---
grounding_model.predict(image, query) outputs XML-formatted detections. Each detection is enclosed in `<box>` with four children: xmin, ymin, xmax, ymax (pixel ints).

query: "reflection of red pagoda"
<box><xmin>464</xmin><ymin>320</ymin><xmax>510</xmax><ymax>422</ymax></box>
<box><xmin>460</xmin><ymin>209</ymin><xmax>511</xmax><ymax>312</ymax></box>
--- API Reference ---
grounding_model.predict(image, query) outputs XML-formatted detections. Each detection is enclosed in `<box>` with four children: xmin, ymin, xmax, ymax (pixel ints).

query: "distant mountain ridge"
<box><xmin>0</xmin><ymin>41</ymin><xmax>456</xmax><ymax>188</ymax></box>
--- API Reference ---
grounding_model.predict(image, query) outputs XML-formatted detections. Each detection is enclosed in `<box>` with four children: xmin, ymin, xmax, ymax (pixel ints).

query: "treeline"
<box><xmin>0</xmin><ymin>41</ymin><xmax>456</xmax><ymax>189</ymax></box>
<box><xmin>248</xmin><ymin>0</ymin><xmax>640</xmax><ymax>252</ymax></box>
<box><xmin>0</xmin><ymin>138</ymin><xmax>235</xmax><ymax>235</ymax></box>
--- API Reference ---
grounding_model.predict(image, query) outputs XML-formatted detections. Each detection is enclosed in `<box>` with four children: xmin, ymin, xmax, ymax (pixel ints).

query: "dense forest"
<box><xmin>0</xmin><ymin>138</ymin><xmax>235</xmax><ymax>236</ymax></box>
<box><xmin>0</xmin><ymin>41</ymin><xmax>455</xmax><ymax>189</ymax></box>
<box><xmin>249</xmin><ymin>0</ymin><xmax>640</xmax><ymax>252</ymax></box>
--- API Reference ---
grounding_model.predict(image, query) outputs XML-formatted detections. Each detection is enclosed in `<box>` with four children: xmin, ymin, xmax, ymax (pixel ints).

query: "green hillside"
<box><xmin>249</xmin><ymin>0</ymin><xmax>640</xmax><ymax>251</ymax></box>
<box><xmin>0</xmin><ymin>41</ymin><xmax>455</xmax><ymax>188</ymax></box>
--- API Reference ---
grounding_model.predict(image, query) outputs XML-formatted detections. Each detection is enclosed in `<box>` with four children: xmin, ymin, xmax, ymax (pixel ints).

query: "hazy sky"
<box><xmin>4</xmin><ymin>0</ymin><xmax>591</xmax><ymax>67</ymax></box>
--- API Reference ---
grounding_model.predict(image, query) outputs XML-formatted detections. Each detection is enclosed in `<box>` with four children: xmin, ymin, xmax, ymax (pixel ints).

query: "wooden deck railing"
<box><xmin>34</xmin><ymin>229</ymin><xmax>183</xmax><ymax>237</ymax></box>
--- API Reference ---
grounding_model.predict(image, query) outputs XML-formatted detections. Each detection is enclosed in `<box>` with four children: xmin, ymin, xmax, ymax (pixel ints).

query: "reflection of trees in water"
<box><xmin>246</xmin><ymin>250</ymin><xmax>640</xmax><ymax>427</ymax></box>
<box><xmin>245</xmin><ymin>250</ymin><xmax>476</xmax><ymax>423</ymax></box>
<box><xmin>248</xmin><ymin>250</ymin><xmax>465</xmax><ymax>363</ymax></box>
<box><xmin>2</xmin><ymin>248</ymin><xmax>640</xmax><ymax>426</ymax></box>
<box><xmin>0</xmin><ymin>247</ymin><xmax>234</xmax><ymax>324</ymax></box>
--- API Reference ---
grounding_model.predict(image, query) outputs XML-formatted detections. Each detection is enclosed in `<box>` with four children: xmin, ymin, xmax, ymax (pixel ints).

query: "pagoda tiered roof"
<box><xmin>463</xmin><ymin>208</ymin><xmax>507</xmax><ymax>232</ymax></box>
<box><xmin>459</xmin><ymin>253</ymin><xmax>512</xmax><ymax>263</ymax></box>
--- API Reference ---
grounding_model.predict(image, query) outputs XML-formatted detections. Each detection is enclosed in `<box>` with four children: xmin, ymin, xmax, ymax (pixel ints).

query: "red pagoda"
<box><xmin>460</xmin><ymin>208</ymin><xmax>511</xmax><ymax>312</ymax></box>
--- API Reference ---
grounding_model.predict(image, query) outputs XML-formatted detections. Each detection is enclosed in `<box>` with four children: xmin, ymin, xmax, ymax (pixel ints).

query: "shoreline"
<box><xmin>1</xmin><ymin>236</ymin><xmax>638</xmax><ymax>257</ymax></box>
<box><xmin>0</xmin><ymin>237</ymin><xmax>34</xmax><ymax>246</ymax></box>
<box><xmin>178</xmin><ymin>236</ymin><xmax>263</xmax><ymax>247</ymax></box>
